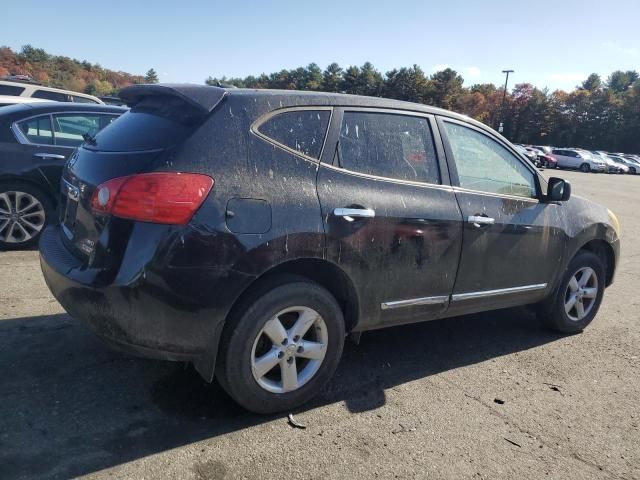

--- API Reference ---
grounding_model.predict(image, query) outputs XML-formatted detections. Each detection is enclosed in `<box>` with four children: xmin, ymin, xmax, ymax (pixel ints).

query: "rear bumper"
<box><xmin>39</xmin><ymin>224</ymin><xmax>254</xmax><ymax>372</ymax></box>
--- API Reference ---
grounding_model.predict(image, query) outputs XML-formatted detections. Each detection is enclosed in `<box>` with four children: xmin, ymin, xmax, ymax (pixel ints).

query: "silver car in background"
<box><xmin>551</xmin><ymin>148</ymin><xmax>606</xmax><ymax>172</ymax></box>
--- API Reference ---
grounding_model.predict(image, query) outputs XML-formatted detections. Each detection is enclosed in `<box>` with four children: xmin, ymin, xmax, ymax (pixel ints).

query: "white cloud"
<box><xmin>603</xmin><ymin>41</ymin><xmax>639</xmax><ymax>56</ymax></box>
<box><xmin>545</xmin><ymin>72</ymin><xmax>586</xmax><ymax>82</ymax></box>
<box><xmin>465</xmin><ymin>66</ymin><xmax>481</xmax><ymax>78</ymax></box>
<box><xmin>432</xmin><ymin>64</ymin><xmax>450</xmax><ymax>72</ymax></box>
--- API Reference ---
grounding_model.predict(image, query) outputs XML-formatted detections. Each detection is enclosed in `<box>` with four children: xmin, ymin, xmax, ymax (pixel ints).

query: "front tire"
<box><xmin>216</xmin><ymin>281</ymin><xmax>345</xmax><ymax>414</ymax></box>
<box><xmin>579</xmin><ymin>163</ymin><xmax>591</xmax><ymax>173</ymax></box>
<box><xmin>0</xmin><ymin>182</ymin><xmax>53</xmax><ymax>250</ymax></box>
<box><xmin>538</xmin><ymin>251</ymin><xmax>605</xmax><ymax>334</ymax></box>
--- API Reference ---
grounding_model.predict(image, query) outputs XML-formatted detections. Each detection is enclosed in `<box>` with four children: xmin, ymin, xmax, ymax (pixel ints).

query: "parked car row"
<box><xmin>515</xmin><ymin>143</ymin><xmax>640</xmax><ymax>175</ymax></box>
<box><xmin>25</xmin><ymin>84</ymin><xmax>619</xmax><ymax>414</ymax></box>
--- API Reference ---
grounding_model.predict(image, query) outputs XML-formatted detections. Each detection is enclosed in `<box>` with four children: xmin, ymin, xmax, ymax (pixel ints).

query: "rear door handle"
<box><xmin>33</xmin><ymin>153</ymin><xmax>66</xmax><ymax>160</ymax></box>
<box><xmin>334</xmin><ymin>207</ymin><xmax>375</xmax><ymax>219</ymax></box>
<box><xmin>467</xmin><ymin>215</ymin><xmax>495</xmax><ymax>226</ymax></box>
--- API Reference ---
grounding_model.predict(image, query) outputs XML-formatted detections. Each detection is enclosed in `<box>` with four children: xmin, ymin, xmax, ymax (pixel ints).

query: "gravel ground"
<box><xmin>1</xmin><ymin>169</ymin><xmax>638</xmax><ymax>480</ymax></box>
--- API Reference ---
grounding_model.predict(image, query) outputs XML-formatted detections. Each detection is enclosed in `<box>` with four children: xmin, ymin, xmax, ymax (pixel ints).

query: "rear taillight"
<box><xmin>91</xmin><ymin>172</ymin><xmax>214</xmax><ymax>225</ymax></box>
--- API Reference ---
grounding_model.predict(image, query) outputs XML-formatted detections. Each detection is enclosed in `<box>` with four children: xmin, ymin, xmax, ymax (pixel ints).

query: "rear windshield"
<box><xmin>89</xmin><ymin>97</ymin><xmax>200</xmax><ymax>152</ymax></box>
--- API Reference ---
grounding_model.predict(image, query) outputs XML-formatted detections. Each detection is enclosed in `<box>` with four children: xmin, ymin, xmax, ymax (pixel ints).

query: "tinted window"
<box><xmin>257</xmin><ymin>110</ymin><xmax>330</xmax><ymax>159</ymax></box>
<box><xmin>72</xmin><ymin>95</ymin><xmax>99</xmax><ymax>104</ymax></box>
<box><xmin>32</xmin><ymin>90</ymin><xmax>68</xmax><ymax>102</ymax></box>
<box><xmin>91</xmin><ymin>101</ymin><xmax>196</xmax><ymax>152</ymax></box>
<box><xmin>443</xmin><ymin>122</ymin><xmax>536</xmax><ymax>198</ymax></box>
<box><xmin>0</xmin><ymin>85</ymin><xmax>25</xmax><ymax>95</ymax></box>
<box><xmin>18</xmin><ymin>116</ymin><xmax>54</xmax><ymax>145</ymax></box>
<box><xmin>338</xmin><ymin>112</ymin><xmax>439</xmax><ymax>184</ymax></box>
<box><xmin>52</xmin><ymin>114</ymin><xmax>102</xmax><ymax>147</ymax></box>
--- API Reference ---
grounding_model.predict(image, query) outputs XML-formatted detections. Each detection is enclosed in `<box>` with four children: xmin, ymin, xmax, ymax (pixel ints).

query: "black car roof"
<box><xmin>119</xmin><ymin>83</ymin><xmax>491</xmax><ymax>133</ymax></box>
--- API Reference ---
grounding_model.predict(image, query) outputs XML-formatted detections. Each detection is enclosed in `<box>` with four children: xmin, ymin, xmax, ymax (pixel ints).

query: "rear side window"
<box><xmin>32</xmin><ymin>90</ymin><xmax>68</xmax><ymax>102</ymax></box>
<box><xmin>0</xmin><ymin>85</ymin><xmax>25</xmax><ymax>95</ymax></box>
<box><xmin>17</xmin><ymin>116</ymin><xmax>53</xmax><ymax>145</ymax></box>
<box><xmin>338</xmin><ymin>111</ymin><xmax>440</xmax><ymax>184</ymax></box>
<box><xmin>52</xmin><ymin>114</ymin><xmax>103</xmax><ymax>147</ymax></box>
<box><xmin>257</xmin><ymin>110</ymin><xmax>330</xmax><ymax>159</ymax></box>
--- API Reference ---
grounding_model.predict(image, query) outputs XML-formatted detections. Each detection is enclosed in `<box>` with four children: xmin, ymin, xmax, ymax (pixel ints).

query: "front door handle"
<box><xmin>34</xmin><ymin>153</ymin><xmax>66</xmax><ymax>160</ymax></box>
<box><xmin>334</xmin><ymin>207</ymin><xmax>376</xmax><ymax>219</ymax></box>
<box><xmin>467</xmin><ymin>215</ymin><xmax>495</xmax><ymax>226</ymax></box>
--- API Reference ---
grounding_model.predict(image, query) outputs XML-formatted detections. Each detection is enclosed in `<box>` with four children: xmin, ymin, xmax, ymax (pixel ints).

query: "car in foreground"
<box><xmin>40</xmin><ymin>84</ymin><xmax>620</xmax><ymax>413</ymax></box>
<box><xmin>551</xmin><ymin>148</ymin><xmax>606</xmax><ymax>172</ymax></box>
<box><xmin>0</xmin><ymin>102</ymin><xmax>126</xmax><ymax>248</ymax></box>
<box><xmin>0</xmin><ymin>79</ymin><xmax>103</xmax><ymax>104</ymax></box>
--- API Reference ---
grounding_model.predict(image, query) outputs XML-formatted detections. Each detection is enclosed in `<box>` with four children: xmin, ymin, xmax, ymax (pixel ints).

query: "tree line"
<box><xmin>1</xmin><ymin>45</ymin><xmax>637</xmax><ymax>153</ymax></box>
<box><xmin>0</xmin><ymin>45</ymin><xmax>158</xmax><ymax>97</ymax></box>
<box><xmin>207</xmin><ymin>63</ymin><xmax>640</xmax><ymax>153</ymax></box>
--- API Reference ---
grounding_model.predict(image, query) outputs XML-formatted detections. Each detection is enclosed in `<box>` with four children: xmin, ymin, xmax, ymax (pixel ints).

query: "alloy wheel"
<box><xmin>564</xmin><ymin>267</ymin><xmax>598</xmax><ymax>321</ymax></box>
<box><xmin>0</xmin><ymin>191</ymin><xmax>46</xmax><ymax>244</ymax></box>
<box><xmin>251</xmin><ymin>306</ymin><xmax>328</xmax><ymax>394</ymax></box>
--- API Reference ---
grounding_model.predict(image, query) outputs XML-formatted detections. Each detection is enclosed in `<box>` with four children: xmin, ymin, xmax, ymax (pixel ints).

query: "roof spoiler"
<box><xmin>118</xmin><ymin>83</ymin><xmax>228</xmax><ymax>115</ymax></box>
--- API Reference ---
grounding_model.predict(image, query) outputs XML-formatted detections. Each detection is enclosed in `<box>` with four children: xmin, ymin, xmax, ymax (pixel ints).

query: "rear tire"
<box><xmin>0</xmin><ymin>182</ymin><xmax>53</xmax><ymax>250</ymax></box>
<box><xmin>579</xmin><ymin>163</ymin><xmax>591</xmax><ymax>173</ymax></box>
<box><xmin>537</xmin><ymin>251</ymin><xmax>605</xmax><ymax>334</ymax></box>
<box><xmin>216</xmin><ymin>281</ymin><xmax>345</xmax><ymax>414</ymax></box>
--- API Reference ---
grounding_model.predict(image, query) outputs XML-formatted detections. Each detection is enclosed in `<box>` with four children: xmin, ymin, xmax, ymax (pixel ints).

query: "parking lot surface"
<box><xmin>1</xmin><ymin>170</ymin><xmax>639</xmax><ymax>480</ymax></box>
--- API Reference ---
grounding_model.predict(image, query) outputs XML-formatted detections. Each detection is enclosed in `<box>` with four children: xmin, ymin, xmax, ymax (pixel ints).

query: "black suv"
<box><xmin>0</xmin><ymin>102</ymin><xmax>126</xmax><ymax>248</ymax></box>
<box><xmin>40</xmin><ymin>84</ymin><xmax>620</xmax><ymax>413</ymax></box>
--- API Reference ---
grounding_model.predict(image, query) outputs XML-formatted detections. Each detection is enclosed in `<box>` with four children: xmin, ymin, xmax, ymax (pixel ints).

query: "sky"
<box><xmin>3</xmin><ymin>0</ymin><xmax>640</xmax><ymax>92</ymax></box>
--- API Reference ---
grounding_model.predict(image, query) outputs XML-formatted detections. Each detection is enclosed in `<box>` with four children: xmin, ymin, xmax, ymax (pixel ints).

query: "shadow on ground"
<box><xmin>0</xmin><ymin>308</ymin><xmax>563</xmax><ymax>479</ymax></box>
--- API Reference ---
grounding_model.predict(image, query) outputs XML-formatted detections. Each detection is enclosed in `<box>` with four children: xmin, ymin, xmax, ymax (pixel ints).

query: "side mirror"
<box><xmin>547</xmin><ymin>177</ymin><xmax>571</xmax><ymax>202</ymax></box>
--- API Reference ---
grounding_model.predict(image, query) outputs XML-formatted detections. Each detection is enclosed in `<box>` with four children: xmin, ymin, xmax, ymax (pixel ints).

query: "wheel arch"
<box><xmin>224</xmin><ymin>258</ymin><xmax>360</xmax><ymax>335</ymax></box>
<box><xmin>576</xmin><ymin>239</ymin><xmax>616</xmax><ymax>287</ymax></box>
<box><xmin>0</xmin><ymin>175</ymin><xmax>58</xmax><ymax>208</ymax></box>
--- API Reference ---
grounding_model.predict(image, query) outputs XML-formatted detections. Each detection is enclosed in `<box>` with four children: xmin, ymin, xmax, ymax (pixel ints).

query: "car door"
<box><xmin>12</xmin><ymin>114</ymin><xmax>71</xmax><ymax>190</ymax></box>
<box><xmin>14</xmin><ymin>113</ymin><xmax>118</xmax><ymax>189</ymax></box>
<box><xmin>317</xmin><ymin>108</ymin><xmax>463</xmax><ymax>329</ymax></box>
<box><xmin>437</xmin><ymin>118</ymin><xmax>565</xmax><ymax>315</ymax></box>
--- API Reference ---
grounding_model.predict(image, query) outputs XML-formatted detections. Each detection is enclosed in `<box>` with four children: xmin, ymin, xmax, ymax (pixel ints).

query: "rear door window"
<box><xmin>338</xmin><ymin>111</ymin><xmax>440</xmax><ymax>184</ymax></box>
<box><xmin>32</xmin><ymin>90</ymin><xmax>69</xmax><ymax>102</ymax></box>
<box><xmin>17</xmin><ymin>116</ymin><xmax>54</xmax><ymax>145</ymax></box>
<box><xmin>257</xmin><ymin>109</ymin><xmax>330</xmax><ymax>159</ymax></box>
<box><xmin>52</xmin><ymin>114</ymin><xmax>103</xmax><ymax>147</ymax></box>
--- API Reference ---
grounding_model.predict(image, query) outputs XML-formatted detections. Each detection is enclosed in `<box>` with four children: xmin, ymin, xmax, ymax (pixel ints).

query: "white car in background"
<box><xmin>592</xmin><ymin>151</ymin><xmax>628</xmax><ymax>174</ymax></box>
<box><xmin>0</xmin><ymin>95</ymin><xmax>50</xmax><ymax>107</ymax></box>
<box><xmin>551</xmin><ymin>148</ymin><xmax>606</xmax><ymax>172</ymax></box>
<box><xmin>0</xmin><ymin>80</ymin><xmax>103</xmax><ymax>104</ymax></box>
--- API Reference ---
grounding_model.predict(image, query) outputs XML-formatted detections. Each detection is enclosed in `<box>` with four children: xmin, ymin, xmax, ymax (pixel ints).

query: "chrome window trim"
<box><xmin>11</xmin><ymin>112</ymin><xmax>120</xmax><ymax>147</ymax></box>
<box><xmin>250</xmin><ymin>106</ymin><xmax>334</xmax><ymax>165</ymax></box>
<box><xmin>381</xmin><ymin>295</ymin><xmax>449</xmax><ymax>310</ymax></box>
<box><xmin>321</xmin><ymin>162</ymin><xmax>455</xmax><ymax>192</ymax></box>
<box><xmin>451</xmin><ymin>283</ymin><xmax>547</xmax><ymax>302</ymax></box>
<box><xmin>453</xmin><ymin>186</ymin><xmax>540</xmax><ymax>203</ymax></box>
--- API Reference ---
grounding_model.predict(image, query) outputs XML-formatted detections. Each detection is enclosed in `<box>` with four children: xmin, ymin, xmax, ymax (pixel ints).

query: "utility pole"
<box><xmin>499</xmin><ymin>69</ymin><xmax>514</xmax><ymax>134</ymax></box>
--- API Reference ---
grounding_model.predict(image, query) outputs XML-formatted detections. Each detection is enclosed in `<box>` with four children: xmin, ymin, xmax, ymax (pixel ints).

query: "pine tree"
<box><xmin>145</xmin><ymin>68</ymin><xmax>159</xmax><ymax>84</ymax></box>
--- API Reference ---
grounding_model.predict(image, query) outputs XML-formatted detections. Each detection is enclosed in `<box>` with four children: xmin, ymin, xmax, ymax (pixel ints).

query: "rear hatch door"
<box><xmin>60</xmin><ymin>85</ymin><xmax>227</xmax><ymax>260</ymax></box>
